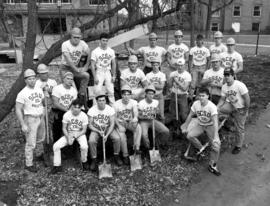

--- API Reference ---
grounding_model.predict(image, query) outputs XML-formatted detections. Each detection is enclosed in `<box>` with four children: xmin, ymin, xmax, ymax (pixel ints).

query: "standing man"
<box><xmin>167</xmin><ymin>30</ymin><xmax>189</xmax><ymax>71</ymax></box>
<box><xmin>181</xmin><ymin>87</ymin><xmax>221</xmax><ymax>176</ymax></box>
<box><xmin>168</xmin><ymin>59</ymin><xmax>191</xmax><ymax>123</ymax></box>
<box><xmin>50</xmin><ymin>99</ymin><xmax>89</xmax><ymax>174</ymax></box>
<box><xmin>127</xmin><ymin>32</ymin><xmax>167</xmax><ymax>74</ymax></box>
<box><xmin>88</xmin><ymin>92</ymin><xmax>122</xmax><ymax>171</ymax></box>
<box><xmin>120</xmin><ymin>55</ymin><xmax>148</xmax><ymax>101</ymax></box>
<box><xmin>114</xmin><ymin>85</ymin><xmax>142</xmax><ymax>165</ymax></box>
<box><xmin>51</xmin><ymin>72</ymin><xmax>78</xmax><ymax>142</ymax></box>
<box><xmin>201</xmin><ymin>54</ymin><xmax>225</xmax><ymax>105</ymax></box>
<box><xmin>217</xmin><ymin>68</ymin><xmax>250</xmax><ymax>154</ymax></box>
<box><xmin>138</xmin><ymin>85</ymin><xmax>170</xmax><ymax>149</ymax></box>
<box><xmin>91</xmin><ymin>33</ymin><xmax>116</xmax><ymax>105</ymax></box>
<box><xmin>189</xmin><ymin>34</ymin><xmax>210</xmax><ymax>95</ymax></box>
<box><xmin>61</xmin><ymin>27</ymin><xmax>90</xmax><ymax>99</ymax></box>
<box><xmin>16</xmin><ymin>69</ymin><xmax>45</xmax><ymax>173</ymax></box>
<box><xmin>209</xmin><ymin>31</ymin><xmax>227</xmax><ymax>56</ymax></box>
<box><xmin>146</xmin><ymin>58</ymin><xmax>166</xmax><ymax>122</ymax></box>
<box><xmin>220</xmin><ymin>38</ymin><xmax>243</xmax><ymax>74</ymax></box>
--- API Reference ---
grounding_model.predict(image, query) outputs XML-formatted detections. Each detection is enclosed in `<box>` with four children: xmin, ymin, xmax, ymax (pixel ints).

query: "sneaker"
<box><xmin>90</xmin><ymin>158</ymin><xmax>98</xmax><ymax>171</ymax></box>
<box><xmin>114</xmin><ymin>155</ymin><xmax>123</xmax><ymax>166</ymax></box>
<box><xmin>25</xmin><ymin>165</ymin><xmax>37</xmax><ymax>173</ymax></box>
<box><xmin>50</xmin><ymin>166</ymin><xmax>62</xmax><ymax>174</ymax></box>
<box><xmin>82</xmin><ymin>162</ymin><xmax>89</xmax><ymax>171</ymax></box>
<box><xmin>123</xmin><ymin>157</ymin><xmax>130</xmax><ymax>165</ymax></box>
<box><xmin>208</xmin><ymin>164</ymin><xmax>221</xmax><ymax>176</ymax></box>
<box><xmin>232</xmin><ymin>146</ymin><xmax>241</xmax><ymax>155</ymax></box>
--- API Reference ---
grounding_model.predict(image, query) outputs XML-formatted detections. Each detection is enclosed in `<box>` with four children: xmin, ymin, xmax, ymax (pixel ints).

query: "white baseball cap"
<box><xmin>176</xmin><ymin>59</ymin><xmax>185</xmax><ymax>65</ymax></box>
<box><xmin>24</xmin><ymin>69</ymin><xmax>36</xmax><ymax>78</ymax></box>
<box><xmin>174</xmin><ymin>30</ymin><xmax>183</xmax><ymax>36</ymax></box>
<box><xmin>214</xmin><ymin>31</ymin><xmax>223</xmax><ymax>38</ymax></box>
<box><xmin>226</xmin><ymin>37</ymin><xmax>236</xmax><ymax>45</ymax></box>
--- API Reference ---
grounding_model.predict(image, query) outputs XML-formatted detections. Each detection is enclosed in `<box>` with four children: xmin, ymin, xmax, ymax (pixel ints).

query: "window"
<box><xmin>253</xmin><ymin>6</ymin><xmax>261</xmax><ymax>17</ymax></box>
<box><xmin>39</xmin><ymin>17</ymin><xmax>67</xmax><ymax>34</ymax></box>
<box><xmin>211</xmin><ymin>23</ymin><xmax>219</xmax><ymax>31</ymax></box>
<box><xmin>39</xmin><ymin>0</ymin><xmax>71</xmax><ymax>3</ymax></box>
<box><xmin>212</xmin><ymin>10</ymin><xmax>220</xmax><ymax>17</ymax></box>
<box><xmin>4</xmin><ymin>0</ymin><xmax>15</xmax><ymax>4</ymax></box>
<box><xmin>252</xmin><ymin>23</ymin><xmax>260</xmax><ymax>32</ymax></box>
<box><xmin>89</xmin><ymin>0</ymin><xmax>106</xmax><ymax>5</ymax></box>
<box><xmin>233</xmin><ymin>6</ymin><xmax>241</xmax><ymax>17</ymax></box>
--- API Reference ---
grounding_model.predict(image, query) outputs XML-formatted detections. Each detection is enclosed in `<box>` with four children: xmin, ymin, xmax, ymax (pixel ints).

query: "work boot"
<box><xmin>114</xmin><ymin>155</ymin><xmax>123</xmax><ymax>166</ymax></box>
<box><xmin>123</xmin><ymin>156</ymin><xmax>130</xmax><ymax>165</ymax></box>
<box><xmin>232</xmin><ymin>146</ymin><xmax>241</xmax><ymax>154</ymax></box>
<box><xmin>82</xmin><ymin>162</ymin><xmax>89</xmax><ymax>171</ymax></box>
<box><xmin>50</xmin><ymin>166</ymin><xmax>62</xmax><ymax>174</ymax></box>
<box><xmin>25</xmin><ymin>165</ymin><xmax>37</xmax><ymax>173</ymax></box>
<box><xmin>90</xmin><ymin>158</ymin><xmax>98</xmax><ymax>171</ymax></box>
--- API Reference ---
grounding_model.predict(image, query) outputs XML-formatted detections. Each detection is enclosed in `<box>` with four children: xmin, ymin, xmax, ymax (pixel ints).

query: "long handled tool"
<box><xmin>149</xmin><ymin>119</ymin><xmax>162</xmax><ymax>165</ymax></box>
<box><xmin>175</xmin><ymin>92</ymin><xmax>181</xmax><ymax>136</ymax></box>
<box><xmin>98</xmin><ymin>131</ymin><xmax>112</xmax><ymax>179</ymax></box>
<box><xmin>129</xmin><ymin>147</ymin><xmax>142</xmax><ymax>171</ymax></box>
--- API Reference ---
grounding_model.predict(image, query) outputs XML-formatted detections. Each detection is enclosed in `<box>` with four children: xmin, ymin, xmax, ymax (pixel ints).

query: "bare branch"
<box><xmin>197</xmin><ymin>0</ymin><xmax>209</xmax><ymax>6</ymax></box>
<box><xmin>211</xmin><ymin>0</ymin><xmax>234</xmax><ymax>14</ymax></box>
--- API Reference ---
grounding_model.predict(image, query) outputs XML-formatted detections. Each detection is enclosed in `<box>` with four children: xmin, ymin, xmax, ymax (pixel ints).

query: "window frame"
<box><xmin>233</xmin><ymin>5</ymin><xmax>241</xmax><ymax>17</ymax></box>
<box><xmin>212</xmin><ymin>10</ymin><xmax>220</xmax><ymax>18</ymax></box>
<box><xmin>253</xmin><ymin>5</ymin><xmax>261</xmax><ymax>17</ymax></box>
<box><xmin>88</xmin><ymin>0</ymin><xmax>106</xmax><ymax>5</ymax></box>
<box><xmin>211</xmin><ymin>22</ymin><xmax>219</xmax><ymax>32</ymax></box>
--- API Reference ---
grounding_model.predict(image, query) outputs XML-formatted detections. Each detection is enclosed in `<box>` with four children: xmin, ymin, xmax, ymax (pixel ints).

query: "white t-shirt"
<box><xmin>202</xmin><ymin>67</ymin><xmax>224</xmax><ymax>96</ymax></box>
<box><xmin>189</xmin><ymin>46</ymin><xmax>210</xmax><ymax>66</ymax></box>
<box><xmin>167</xmin><ymin>43</ymin><xmax>189</xmax><ymax>66</ymax></box>
<box><xmin>62</xmin><ymin>110</ymin><xmax>88</xmax><ymax>132</ymax></box>
<box><xmin>87</xmin><ymin>105</ymin><xmax>115</xmax><ymax>130</ymax></box>
<box><xmin>220</xmin><ymin>51</ymin><xmax>243</xmax><ymax>72</ymax></box>
<box><xmin>221</xmin><ymin>80</ymin><xmax>248</xmax><ymax>109</ymax></box>
<box><xmin>209</xmin><ymin>43</ymin><xmax>227</xmax><ymax>55</ymax></box>
<box><xmin>61</xmin><ymin>40</ymin><xmax>89</xmax><ymax>66</ymax></box>
<box><xmin>138</xmin><ymin>99</ymin><xmax>159</xmax><ymax>119</ymax></box>
<box><xmin>191</xmin><ymin>100</ymin><xmax>218</xmax><ymax>126</ymax></box>
<box><xmin>35</xmin><ymin>78</ymin><xmax>57</xmax><ymax>97</ymax></box>
<box><xmin>146</xmin><ymin>71</ymin><xmax>166</xmax><ymax>95</ymax></box>
<box><xmin>113</xmin><ymin>99</ymin><xmax>138</xmax><ymax>121</ymax></box>
<box><xmin>170</xmin><ymin>70</ymin><xmax>192</xmax><ymax>94</ymax></box>
<box><xmin>120</xmin><ymin>68</ymin><xmax>146</xmax><ymax>89</ymax></box>
<box><xmin>16</xmin><ymin>86</ymin><xmax>44</xmax><ymax>116</ymax></box>
<box><xmin>138</xmin><ymin>46</ymin><xmax>167</xmax><ymax>67</ymax></box>
<box><xmin>52</xmin><ymin>84</ymin><xmax>78</xmax><ymax>109</ymax></box>
<box><xmin>91</xmin><ymin>46</ymin><xmax>115</xmax><ymax>71</ymax></box>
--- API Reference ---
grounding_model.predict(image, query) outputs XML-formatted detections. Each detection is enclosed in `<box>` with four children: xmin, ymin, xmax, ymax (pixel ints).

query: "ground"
<box><xmin>0</xmin><ymin>35</ymin><xmax>270</xmax><ymax>205</ymax></box>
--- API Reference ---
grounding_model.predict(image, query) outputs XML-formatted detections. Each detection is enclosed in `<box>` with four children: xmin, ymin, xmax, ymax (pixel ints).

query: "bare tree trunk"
<box><xmin>205</xmin><ymin>0</ymin><xmax>213</xmax><ymax>38</ymax></box>
<box><xmin>190</xmin><ymin>0</ymin><xmax>195</xmax><ymax>47</ymax></box>
<box><xmin>152</xmin><ymin>0</ymin><xmax>159</xmax><ymax>32</ymax></box>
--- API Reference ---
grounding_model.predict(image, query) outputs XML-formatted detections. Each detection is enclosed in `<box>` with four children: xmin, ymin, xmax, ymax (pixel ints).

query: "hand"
<box><xmin>103</xmin><ymin>134</ymin><xmax>108</xmax><ymax>142</ymax></box>
<box><xmin>131</xmin><ymin>117</ymin><xmax>138</xmax><ymax>123</ymax></box>
<box><xmin>118</xmin><ymin>126</ymin><xmax>126</xmax><ymax>133</ymax></box>
<box><xmin>112</xmin><ymin>76</ymin><xmax>116</xmax><ymax>83</ymax></box>
<box><xmin>180</xmin><ymin>123</ymin><xmax>188</xmax><ymax>134</ymax></box>
<box><xmin>67</xmin><ymin>134</ymin><xmax>74</xmax><ymax>145</ymax></box>
<box><xmin>94</xmin><ymin>76</ymin><xmax>99</xmax><ymax>85</ymax></box>
<box><xmin>21</xmin><ymin>124</ymin><xmax>29</xmax><ymax>133</ymax></box>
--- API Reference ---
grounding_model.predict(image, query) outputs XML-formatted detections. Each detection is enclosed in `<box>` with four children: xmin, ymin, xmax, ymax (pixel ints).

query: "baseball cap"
<box><xmin>176</xmin><ymin>59</ymin><xmax>185</xmax><ymax>65</ymax></box>
<box><xmin>121</xmin><ymin>85</ymin><xmax>132</xmax><ymax>93</ymax></box>
<box><xmin>37</xmin><ymin>64</ymin><xmax>48</xmax><ymax>73</ymax></box>
<box><xmin>174</xmin><ymin>30</ymin><xmax>183</xmax><ymax>36</ymax></box>
<box><xmin>226</xmin><ymin>37</ymin><xmax>235</xmax><ymax>45</ymax></box>
<box><xmin>150</xmin><ymin>57</ymin><xmax>160</xmax><ymax>64</ymax></box>
<box><xmin>70</xmin><ymin>27</ymin><xmax>82</xmax><ymax>38</ymax></box>
<box><xmin>214</xmin><ymin>31</ymin><xmax>223</xmax><ymax>38</ymax></box>
<box><xmin>24</xmin><ymin>69</ymin><xmax>36</xmax><ymax>78</ymax></box>
<box><xmin>145</xmin><ymin>84</ymin><xmax>156</xmax><ymax>93</ymax></box>
<box><xmin>63</xmin><ymin>71</ymin><xmax>74</xmax><ymax>79</ymax></box>
<box><xmin>149</xmin><ymin>32</ymin><xmax>158</xmax><ymax>39</ymax></box>
<box><xmin>128</xmin><ymin>55</ymin><xmax>138</xmax><ymax>63</ymax></box>
<box><xmin>95</xmin><ymin>91</ymin><xmax>106</xmax><ymax>99</ymax></box>
<box><xmin>210</xmin><ymin>54</ymin><xmax>221</xmax><ymax>62</ymax></box>
<box><xmin>224</xmin><ymin>68</ymin><xmax>234</xmax><ymax>76</ymax></box>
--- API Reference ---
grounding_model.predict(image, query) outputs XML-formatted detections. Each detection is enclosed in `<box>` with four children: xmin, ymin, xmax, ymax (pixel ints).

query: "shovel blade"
<box><xmin>149</xmin><ymin>149</ymin><xmax>162</xmax><ymax>164</ymax></box>
<box><xmin>98</xmin><ymin>163</ymin><xmax>112</xmax><ymax>179</ymax></box>
<box><xmin>129</xmin><ymin>154</ymin><xmax>142</xmax><ymax>171</ymax></box>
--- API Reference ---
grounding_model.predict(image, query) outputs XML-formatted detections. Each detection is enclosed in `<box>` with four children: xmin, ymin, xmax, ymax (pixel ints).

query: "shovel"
<box><xmin>129</xmin><ymin>152</ymin><xmax>142</xmax><ymax>171</ymax></box>
<box><xmin>98</xmin><ymin>132</ymin><xmax>112</xmax><ymax>179</ymax></box>
<box><xmin>149</xmin><ymin>119</ymin><xmax>162</xmax><ymax>165</ymax></box>
<box><xmin>175</xmin><ymin>92</ymin><xmax>181</xmax><ymax>136</ymax></box>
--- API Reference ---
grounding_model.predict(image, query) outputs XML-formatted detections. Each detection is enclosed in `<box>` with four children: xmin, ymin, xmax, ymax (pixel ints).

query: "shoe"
<box><xmin>50</xmin><ymin>166</ymin><xmax>62</xmax><ymax>174</ymax></box>
<box><xmin>35</xmin><ymin>154</ymin><xmax>44</xmax><ymax>162</ymax></box>
<box><xmin>90</xmin><ymin>158</ymin><xmax>98</xmax><ymax>171</ymax></box>
<box><xmin>208</xmin><ymin>163</ymin><xmax>221</xmax><ymax>176</ymax></box>
<box><xmin>25</xmin><ymin>165</ymin><xmax>37</xmax><ymax>173</ymax></box>
<box><xmin>114</xmin><ymin>155</ymin><xmax>123</xmax><ymax>166</ymax></box>
<box><xmin>82</xmin><ymin>162</ymin><xmax>89</xmax><ymax>171</ymax></box>
<box><xmin>232</xmin><ymin>146</ymin><xmax>241</xmax><ymax>154</ymax></box>
<box><xmin>123</xmin><ymin>157</ymin><xmax>130</xmax><ymax>165</ymax></box>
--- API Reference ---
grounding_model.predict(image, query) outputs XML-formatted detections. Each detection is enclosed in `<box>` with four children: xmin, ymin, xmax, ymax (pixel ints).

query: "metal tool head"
<box><xmin>129</xmin><ymin>154</ymin><xmax>142</xmax><ymax>171</ymax></box>
<box><xmin>98</xmin><ymin>163</ymin><xmax>112</xmax><ymax>179</ymax></box>
<box><xmin>149</xmin><ymin>149</ymin><xmax>162</xmax><ymax>165</ymax></box>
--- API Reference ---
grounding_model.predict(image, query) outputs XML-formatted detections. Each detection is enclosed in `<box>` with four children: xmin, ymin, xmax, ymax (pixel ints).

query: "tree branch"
<box><xmin>211</xmin><ymin>0</ymin><xmax>234</xmax><ymax>14</ymax></box>
<box><xmin>197</xmin><ymin>0</ymin><xmax>209</xmax><ymax>6</ymax></box>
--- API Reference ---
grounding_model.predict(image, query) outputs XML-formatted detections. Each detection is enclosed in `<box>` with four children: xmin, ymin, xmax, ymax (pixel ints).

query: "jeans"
<box><xmin>154</xmin><ymin>93</ymin><xmax>165</xmax><ymax>121</ymax></box>
<box><xmin>190</xmin><ymin>65</ymin><xmax>206</xmax><ymax>89</ymax></box>
<box><xmin>169</xmin><ymin>93</ymin><xmax>189</xmax><ymax>122</ymax></box>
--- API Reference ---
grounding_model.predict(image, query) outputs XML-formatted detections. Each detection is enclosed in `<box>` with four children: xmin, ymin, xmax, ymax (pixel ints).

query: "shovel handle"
<box><xmin>44</xmin><ymin>96</ymin><xmax>50</xmax><ymax>145</ymax></box>
<box><xmin>102</xmin><ymin>134</ymin><xmax>107</xmax><ymax>164</ymax></box>
<box><xmin>152</xmin><ymin>119</ymin><xmax>156</xmax><ymax>150</ymax></box>
<box><xmin>175</xmin><ymin>92</ymin><xmax>179</xmax><ymax>121</ymax></box>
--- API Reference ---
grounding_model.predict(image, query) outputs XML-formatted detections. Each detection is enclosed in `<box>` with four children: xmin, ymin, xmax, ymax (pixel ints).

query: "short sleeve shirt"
<box><xmin>146</xmin><ymin>71</ymin><xmax>166</xmax><ymax>95</ymax></box>
<box><xmin>138</xmin><ymin>99</ymin><xmax>159</xmax><ymax>119</ymax></box>
<box><xmin>62</xmin><ymin>110</ymin><xmax>88</xmax><ymax>132</ymax></box>
<box><xmin>220</xmin><ymin>51</ymin><xmax>243</xmax><ymax>72</ymax></box>
<box><xmin>189</xmin><ymin>46</ymin><xmax>210</xmax><ymax>66</ymax></box>
<box><xmin>113</xmin><ymin>99</ymin><xmax>138</xmax><ymax>121</ymax></box>
<box><xmin>120</xmin><ymin>68</ymin><xmax>146</xmax><ymax>89</ymax></box>
<box><xmin>35</xmin><ymin>78</ymin><xmax>57</xmax><ymax>97</ymax></box>
<box><xmin>52</xmin><ymin>84</ymin><xmax>78</xmax><ymax>109</ymax></box>
<box><xmin>202</xmin><ymin>68</ymin><xmax>224</xmax><ymax>95</ymax></box>
<box><xmin>91</xmin><ymin>46</ymin><xmax>115</xmax><ymax>71</ymax></box>
<box><xmin>221</xmin><ymin>80</ymin><xmax>248</xmax><ymax>109</ymax></box>
<box><xmin>87</xmin><ymin>105</ymin><xmax>115</xmax><ymax>130</ymax></box>
<box><xmin>170</xmin><ymin>70</ymin><xmax>192</xmax><ymax>94</ymax></box>
<box><xmin>16</xmin><ymin>86</ymin><xmax>44</xmax><ymax>116</ymax></box>
<box><xmin>191</xmin><ymin>100</ymin><xmax>218</xmax><ymax>126</ymax></box>
<box><xmin>209</xmin><ymin>43</ymin><xmax>227</xmax><ymax>56</ymax></box>
<box><xmin>138</xmin><ymin>46</ymin><xmax>167</xmax><ymax>67</ymax></box>
<box><xmin>167</xmin><ymin>43</ymin><xmax>189</xmax><ymax>66</ymax></box>
<box><xmin>61</xmin><ymin>40</ymin><xmax>89</xmax><ymax>66</ymax></box>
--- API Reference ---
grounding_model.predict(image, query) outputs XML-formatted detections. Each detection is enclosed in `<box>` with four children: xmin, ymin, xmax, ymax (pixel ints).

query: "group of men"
<box><xmin>15</xmin><ymin>27</ymin><xmax>250</xmax><ymax>177</ymax></box>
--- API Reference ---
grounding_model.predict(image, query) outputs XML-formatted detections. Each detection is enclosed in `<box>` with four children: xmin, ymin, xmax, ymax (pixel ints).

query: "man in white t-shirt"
<box><xmin>91</xmin><ymin>33</ymin><xmax>116</xmax><ymax>105</ymax></box>
<box><xmin>146</xmin><ymin>57</ymin><xmax>166</xmax><ymax>122</ymax></box>
<box><xmin>127</xmin><ymin>32</ymin><xmax>167</xmax><ymax>74</ymax></box>
<box><xmin>114</xmin><ymin>85</ymin><xmax>142</xmax><ymax>165</ymax></box>
<box><xmin>88</xmin><ymin>92</ymin><xmax>122</xmax><ymax>171</ymax></box>
<box><xmin>138</xmin><ymin>85</ymin><xmax>170</xmax><ymax>150</ymax></box>
<box><xmin>217</xmin><ymin>68</ymin><xmax>250</xmax><ymax>155</ymax></box>
<box><xmin>201</xmin><ymin>54</ymin><xmax>224</xmax><ymax>105</ymax></box>
<box><xmin>50</xmin><ymin>99</ymin><xmax>89</xmax><ymax>174</ymax></box>
<box><xmin>189</xmin><ymin>34</ymin><xmax>210</xmax><ymax>95</ymax></box>
<box><xmin>209</xmin><ymin>31</ymin><xmax>227</xmax><ymax>57</ymax></box>
<box><xmin>60</xmin><ymin>27</ymin><xmax>90</xmax><ymax>99</ymax></box>
<box><xmin>220</xmin><ymin>38</ymin><xmax>243</xmax><ymax>74</ymax></box>
<box><xmin>181</xmin><ymin>87</ymin><xmax>221</xmax><ymax>176</ymax></box>
<box><xmin>16</xmin><ymin>69</ymin><xmax>45</xmax><ymax>173</ymax></box>
<box><xmin>51</xmin><ymin>72</ymin><xmax>78</xmax><ymax>142</ymax></box>
<box><xmin>167</xmin><ymin>30</ymin><xmax>189</xmax><ymax>71</ymax></box>
<box><xmin>169</xmin><ymin>59</ymin><xmax>191</xmax><ymax>123</ymax></box>
<box><xmin>120</xmin><ymin>55</ymin><xmax>148</xmax><ymax>101</ymax></box>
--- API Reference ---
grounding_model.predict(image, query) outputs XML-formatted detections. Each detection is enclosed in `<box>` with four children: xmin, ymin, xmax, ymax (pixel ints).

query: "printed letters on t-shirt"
<box><xmin>193</xmin><ymin>50</ymin><xmax>206</xmax><ymax>62</ymax></box>
<box><xmin>226</xmin><ymin>90</ymin><xmax>238</xmax><ymax>103</ymax></box>
<box><xmin>68</xmin><ymin>118</ymin><xmax>83</xmax><ymax>131</ymax></box>
<box><xmin>28</xmin><ymin>92</ymin><xmax>43</xmax><ymax>108</ymax></box>
<box><xmin>98</xmin><ymin>53</ymin><xmax>112</xmax><ymax>68</ymax></box>
<box><xmin>125</xmin><ymin>76</ymin><xmax>141</xmax><ymax>88</ymax></box>
<box><xmin>222</xmin><ymin>56</ymin><xmax>236</xmax><ymax>68</ymax></box>
<box><xmin>93</xmin><ymin>114</ymin><xmax>110</xmax><ymax>128</ymax></box>
<box><xmin>141</xmin><ymin>106</ymin><xmax>156</xmax><ymax>119</ymax></box>
<box><xmin>171</xmin><ymin>47</ymin><xmax>185</xmax><ymax>58</ymax></box>
<box><xmin>118</xmin><ymin>109</ymin><xmax>132</xmax><ymax>121</ymax></box>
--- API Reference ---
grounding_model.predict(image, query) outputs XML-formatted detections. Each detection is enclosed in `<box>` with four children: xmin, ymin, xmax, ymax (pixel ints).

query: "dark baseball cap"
<box><xmin>224</xmin><ymin>68</ymin><xmax>234</xmax><ymax>76</ymax></box>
